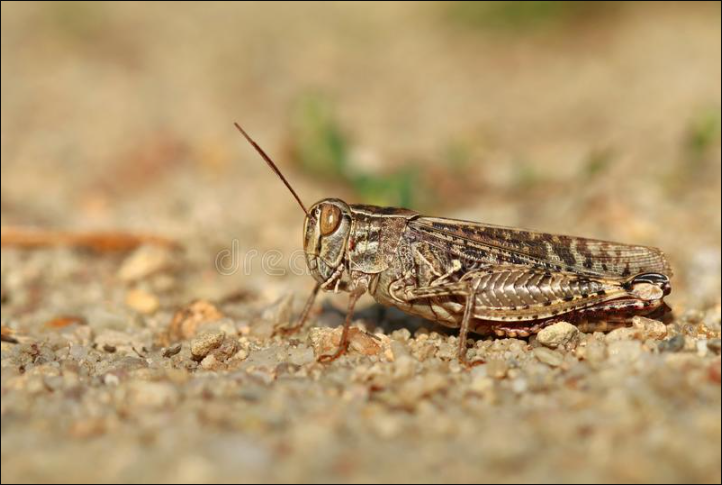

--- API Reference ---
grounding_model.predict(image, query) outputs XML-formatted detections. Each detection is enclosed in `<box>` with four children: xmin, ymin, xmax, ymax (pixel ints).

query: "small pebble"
<box><xmin>696</xmin><ymin>340</ymin><xmax>709</xmax><ymax>357</ymax></box>
<box><xmin>533</xmin><ymin>347</ymin><xmax>564</xmax><ymax>367</ymax></box>
<box><xmin>200</xmin><ymin>354</ymin><xmax>219</xmax><ymax>370</ymax></box>
<box><xmin>190</xmin><ymin>331</ymin><xmax>225</xmax><ymax>360</ymax></box>
<box><xmin>117</xmin><ymin>245</ymin><xmax>173</xmax><ymax>282</ymax></box>
<box><xmin>167</xmin><ymin>300</ymin><xmax>224</xmax><ymax>343</ymax></box>
<box><xmin>391</xmin><ymin>328</ymin><xmax>411</xmax><ymax>342</ymax></box>
<box><xmin>606</xmin><ymin>327</ymin><xmax>636</xmax><ymax>342</ymax></box>
<box><xmin>125</xmin><ymin>289</ymin><xmax>160</xmax><ymax>314</ymax></box>
<box><xmin>70</xmin><ymin>344</ymin><xmax>88</xmax><ymax>361</ymax></box>
<box><xmin>631</xmin><ymin>316</ymin><xmax>667</xmax><ymax>340</ymax></box>
<box><xmin>607</xmin><ymin>341</ymin><xmax>642</xmax><ymax>365</ymax></box>
<box><xmin>436</xmin><ymin>339</ymin><xmax>457</xmax><ymax>360</ymax></box>
<box><xmin>104</xmin><ymin>374</ymin><xmax>120</xmax><ymax>386</ymax></box>
<box><xmin>486</xmin><ymin>358</ymin><xmax>508</xmax><ymax>378</ymax></box>
<box><xmin>309</xmin><ymin>327</ymin><xmax>388</xmax><ymax>359</ymax></box>
<box><xmin>162</xmin><ymin>343</ymin><xmax>182</xmax><ymax>358</ymax></box>
<box><xmin>707</xmin><ymin>339</ymin><xmax>721</xmax><ymax>355</ymax></box>
<box><xmin>469</xmin><ymin>374</ymin><xmax>494</xmax><ymax>395</ymax></box>
<box><xmin>659</xmin><ymin>334</ymin><xmax>685</xmax><ymax>353</ymax></box>
<box><xmin>582</xmin><ymin>338</ymin><xmax>608</xmax><ymax>367</ymax></box>
<box><xmin>536</xmin><ymin>322</ymin><xmax>579</xmax><ymax>349</ymax></box>
<box><xmin>393</xmin><ymin>355</ymin><xmax>417</xmax><ymax>379</ymax></box>
<box><xmin>348</xmin><ymin>330</ymin><xmax>384</xmax><ymax>357</ymax></box>
<box><xmin>212</xmin><ymin>337</ymin><xmax>241</xmax><ymax>361</ymax></box>
<box><xmin>511</xmin><ymin>378</ymin><xmax>528</xmax><ymax>394</ymax></box>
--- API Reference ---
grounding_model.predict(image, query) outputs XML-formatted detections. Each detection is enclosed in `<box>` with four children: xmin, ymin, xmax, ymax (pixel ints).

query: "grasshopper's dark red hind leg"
<box><xmin>488</xmin><ymin>289</ymin><xmax>670</xmax><ymax>338</ymax></box>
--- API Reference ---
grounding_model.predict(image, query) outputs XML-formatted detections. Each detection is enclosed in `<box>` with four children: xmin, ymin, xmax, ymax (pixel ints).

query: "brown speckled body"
<box><xmin>304</xmin><ymin>199</ymin><xmax>671</xmax><ymax>338</ymax></box>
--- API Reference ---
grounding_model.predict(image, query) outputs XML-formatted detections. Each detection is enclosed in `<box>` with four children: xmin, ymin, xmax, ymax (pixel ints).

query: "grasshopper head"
<box><xmin>233</xmin><ymin>124</ymin><xmax>352</xmax><ymax>286</ymax></box>
<box><xmin>303</xmin><ymin>198</ymin><xmax>352</xmax><ymax>285</ymax></box>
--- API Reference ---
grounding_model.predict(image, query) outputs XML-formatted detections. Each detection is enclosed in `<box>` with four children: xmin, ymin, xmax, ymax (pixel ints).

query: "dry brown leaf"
<box><xmin>45</xmin><ymin>315</ymin><xmax>86</xmax><ymax>329</ymax></box>
<box><xmin>1</xmin><ymin>326</ymin><xmax>18</xmax><ymax>344</ymax></box>
<box><xmin>1</xmin><ymin>227</ymin><xmax>178</xmax><ymax>253</ymax></box>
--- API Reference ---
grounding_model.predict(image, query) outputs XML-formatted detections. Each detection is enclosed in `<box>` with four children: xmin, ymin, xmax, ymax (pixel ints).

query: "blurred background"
<box><xmin>1</xmin><ymin>1</ymin><xmax>720</xmax><ymax>302</ymax></box>
<box><xmin>2</xmin><ymin>1</ymin><xmax>721</xmax><ymax>303</ymax></box>
<box><xmin>1</xmin><ymin>2</ymin><xmax>720</xmax><ymax>483</ymax></box>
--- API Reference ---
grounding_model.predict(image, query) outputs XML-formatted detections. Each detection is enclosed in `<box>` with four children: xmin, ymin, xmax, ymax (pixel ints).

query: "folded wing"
<box><xmin>408</xmin><ymin>217</ymin><xmax>672</xmax><ymax>279</ymax></box>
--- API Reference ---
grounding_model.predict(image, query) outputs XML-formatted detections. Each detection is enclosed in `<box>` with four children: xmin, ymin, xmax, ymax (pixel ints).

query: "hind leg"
<box><xmin>486</xmin><ymin>296</ymin><xmax>667</xmax><ymax>337</ymax></box>
<box><xmin>577</xmin><ymin>296</ymin><xmax>665</xmax><ymax>321</ymax></box>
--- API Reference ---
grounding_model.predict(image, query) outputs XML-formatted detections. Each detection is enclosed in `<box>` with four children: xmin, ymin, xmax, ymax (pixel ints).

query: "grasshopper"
<box><xmin>235</xmin><ymin>123</ymin><xmax>672</xmax><ymax>365</ymax></box>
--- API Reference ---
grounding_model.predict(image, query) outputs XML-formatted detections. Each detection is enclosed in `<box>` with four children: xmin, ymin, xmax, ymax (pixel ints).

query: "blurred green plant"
<box><xmin>663</xmin><ymin>106</ymin><xmax>721</xmax><ymax>194</ymax></box>
<box><xmin>513</xmin><ymin>159</ymin><xmax>544</xmax><ymax>189</ymax></box>
<box><xmin>581</xmin><ymin>147</ymin><xmax>614</xmax><ymax>180</ymax></box>
<box><xmin>39</xmin><ymin>1</ymin><xmax>138</xmax><ymax>63</ymax></box>
<box><xmin>290</xmin><ymin>92</ymin><xmax>350</xmax><ymax>180</ymax></box>
<box><xmin>289</xmin><ymin>92</ymin><xmax>423</xmax><ymax>208</ymax></box>
<box><xmin>352</xmin><ymin>169</ymin><xmax>419</xmax><ymax>208</ymax></box>
<box><xmin>43</xmin><ymin>1</ymin><xmax>108</xmax><ymax>42</ymax></box>
<box><xmin>444</xmin><ymin>139</ymin><xmax>474</xmax><ymax>174</ymax></box>
<box><xmin>445</xmin><ymin>1</ymin><xmax>611</xmax><ymax>33</ymax></box>
<box><xmin>685</xmin><ymin>107</ymin><xmax>721</xmax><ymax>164</ymax></box>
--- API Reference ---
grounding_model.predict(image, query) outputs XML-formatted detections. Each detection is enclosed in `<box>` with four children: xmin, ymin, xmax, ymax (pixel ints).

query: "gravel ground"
<box><xmin>1</xmin><ymin>2</ymin><xmax>721</xmax><ymax>483</ymax></box>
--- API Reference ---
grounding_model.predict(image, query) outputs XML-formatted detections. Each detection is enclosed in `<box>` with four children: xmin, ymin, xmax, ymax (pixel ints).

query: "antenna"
<box><xmin>234</xmin><ymin>122</ymin><xmax>308</xmax><ymax>215</ymax></box>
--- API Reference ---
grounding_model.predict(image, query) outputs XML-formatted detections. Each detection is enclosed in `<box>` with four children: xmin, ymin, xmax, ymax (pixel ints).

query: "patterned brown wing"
<box><xmin>408</xmin><ymin>216</ymin><xmax>672</xmax><ymax>279</ymax></box>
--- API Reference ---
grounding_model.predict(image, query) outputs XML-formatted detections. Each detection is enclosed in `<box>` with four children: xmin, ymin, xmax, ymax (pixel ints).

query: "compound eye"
<box><xmin>320</xmin><ymin>204</ymin><xmax>341</xmax><ymax>236</ymax></box>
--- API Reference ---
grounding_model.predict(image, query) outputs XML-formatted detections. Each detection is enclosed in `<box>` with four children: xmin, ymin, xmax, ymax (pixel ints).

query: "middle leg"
<box><xmin>457</xmin><ymin>278</ymin><xmax>485</xmax><ymax>367</ymax></box>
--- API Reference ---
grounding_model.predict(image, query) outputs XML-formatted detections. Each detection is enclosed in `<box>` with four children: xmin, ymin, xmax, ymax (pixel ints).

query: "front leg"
<box><xmin>273</xmin><ymin>283</ymin><xmax>321</xmax><ymax>337</ymax></box>
<box><xmin>317</xmin><ymin>272</ymin><xmax>370</xmax><ymax>363</ymax></box>
<box><xmin>389</xmin><ymin>276</ymin><xmax>485</xmax><ymax>367</ymax></box>
<box><xmin>317</xmin><ymin>289</ymin><xmax>363</xmax><ymax>363</ymax></box>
